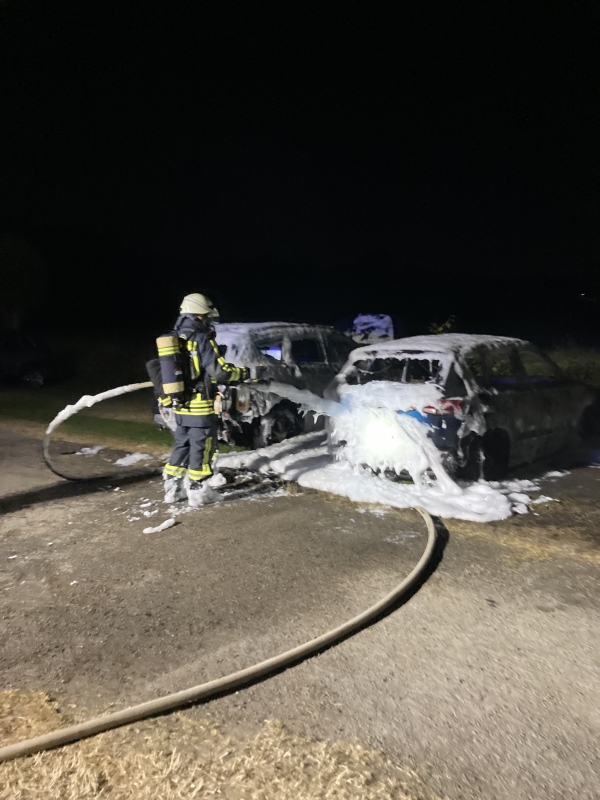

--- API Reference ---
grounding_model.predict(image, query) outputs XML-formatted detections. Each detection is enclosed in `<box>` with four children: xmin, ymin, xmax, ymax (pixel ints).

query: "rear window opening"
<box><xmin>346</xmin><ymin>356</ymin><xmax>442</xmax><ymax>385</ymax></box>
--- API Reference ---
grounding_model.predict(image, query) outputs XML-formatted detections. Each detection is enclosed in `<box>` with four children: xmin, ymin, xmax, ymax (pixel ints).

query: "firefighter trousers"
<box><xmin>164</xmin><ymin>419</ymin><xmax>217</xmax><ymax>484</ymax></box>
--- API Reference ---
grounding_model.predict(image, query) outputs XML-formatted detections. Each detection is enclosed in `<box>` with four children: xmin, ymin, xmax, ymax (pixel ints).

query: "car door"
<box><xmin>288</xmin><ymin>331</ymin><xmax>331</xmax><ymax>394</ymax></box>
<box><xmin>254</xmin><ymin>333</ymin><xmax>297</xmax><ymax>384</ymax></box>
<box><xmin>478</xmin><ymin>344</ymin><xmax>533</xmax><ymax>466</ymax></box>
<box><xmin>516</xmin><ymin>346</ymin><xmax>586</xmax><ymax>458</ymax></box>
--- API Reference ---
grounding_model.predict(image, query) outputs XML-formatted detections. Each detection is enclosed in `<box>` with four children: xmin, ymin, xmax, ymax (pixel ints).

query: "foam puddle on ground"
<box><xmin>219</xmin><ymin>434</ymin><xmax>512</xmax><ymax>522</ymax></box>
<box><xmin>218</xmin><ymin>383</ymin><xmax>569</xmax><ymax>523</ymax></box>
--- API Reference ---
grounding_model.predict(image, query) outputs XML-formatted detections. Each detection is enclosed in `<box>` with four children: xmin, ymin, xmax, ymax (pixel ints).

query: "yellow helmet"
<box><xmin>179</xmin><ymin>293</ymin><xmax>220</xmax><ymax>320</ymax></box>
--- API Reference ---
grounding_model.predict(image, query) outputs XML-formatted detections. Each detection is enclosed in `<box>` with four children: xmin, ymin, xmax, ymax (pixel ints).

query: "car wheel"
<box><xmin>253</xmin><ymin>405</ymin><xmax>302</xmax><ymax>448</ymax></box>
<box><xmin>20</xmin><ymin>368</ymin><xmax>45</xmax><ymax>389</ymax></box>
<box><xmin>480</xmin><ymin>429</ymin><xmax>510</xmax><ymax>481</ymax></box>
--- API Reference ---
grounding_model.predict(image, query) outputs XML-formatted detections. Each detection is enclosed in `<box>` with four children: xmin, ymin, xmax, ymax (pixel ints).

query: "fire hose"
<box><xmin>42</xmin><ymin>381</ymin><xmax>158</xmax><ymax>481</ymax></box>
<box><xmin>1</xmin><ymin>385</ymin><xmax>438</xmax><ymax>763</ymax></box>
<box><xmin>0</xmin><ymin>505</ymin><xmax>435</xmax><ymax>762</ymax></box>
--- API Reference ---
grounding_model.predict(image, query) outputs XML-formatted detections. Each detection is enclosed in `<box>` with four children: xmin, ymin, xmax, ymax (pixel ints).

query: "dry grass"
<box><xmin>282</xmin><ymin>480</ymin><xmax>310</xmax><ymax>496</ymax></box>
<box><xmin>0</xmin><ymin>691</ymin><xmax>439</xmax><ymax>799</ymax></box>
<box><xmin>447</xmin><ymin>514</ymin><xmax>600</xmax><ymax>565</ymax></box>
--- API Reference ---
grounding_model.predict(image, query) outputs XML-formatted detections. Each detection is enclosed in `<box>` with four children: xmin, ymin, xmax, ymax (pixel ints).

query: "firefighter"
<box><xmin>162</xmin><ymin>293</ymin><xmax>251</xmax><ymax>507</ymax></box>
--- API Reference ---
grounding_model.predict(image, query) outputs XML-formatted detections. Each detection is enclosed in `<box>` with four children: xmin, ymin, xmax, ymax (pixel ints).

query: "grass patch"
<box><xmin>0</xmin><ymin>385</ymin><xmax>245</xmax><ymax>454</ymax></box>
<box><xmin>61</xmin><ymin>415</ymin><xmax>173</xmax><ymax>448</ymax></box>
<box><xmin>0</xmin><ymin>691</ymin><xmax>438</xmax><ymax>799</ymax></box>
<box><xmin>0</xmin><ymin>385</ymin><xmax>173</xmax><ymax>451</ymax></box>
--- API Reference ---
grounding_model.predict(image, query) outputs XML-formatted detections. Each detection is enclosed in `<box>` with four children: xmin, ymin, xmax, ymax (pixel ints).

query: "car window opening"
<box><xmin>291</xmin><ymin>338</ymin><xmax>325</xmax><ymax>363</ymax></box>
<box><xmin>258</xmin><ymin>344</ymin><xmax>282</xmax><ymax>361</ymax></box>
<box><xmin>485</xmin><ymin>349</ymin><xmax>521</xmax><ymax>389</ymax></box>
<box><xmin>347</xmin><ymin>356</ymin><xmax>442</xmax><ymax>385</ymax></box>
<box><xmin>520</xmin><ymin>350</ymin><xmax>560</xmax><ymax>384</ymax></box>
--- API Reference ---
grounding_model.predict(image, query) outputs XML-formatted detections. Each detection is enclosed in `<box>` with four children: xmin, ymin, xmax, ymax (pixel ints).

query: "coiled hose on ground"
<box><xmin>42</xmin><ymin>381</ymin><xmax>159</xmax><ymax>482</ymax></box>
<box><xmin>0</xmin><ymin>507</ymin><xmax>436</xmax><ymax>762</ymax></box>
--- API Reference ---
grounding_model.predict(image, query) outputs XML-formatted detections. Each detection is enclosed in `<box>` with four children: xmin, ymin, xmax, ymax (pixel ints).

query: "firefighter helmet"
<box><xmin>179</xmin><ymin>293</ymin><xmax>220</xmax><ymax>320</ymax></box>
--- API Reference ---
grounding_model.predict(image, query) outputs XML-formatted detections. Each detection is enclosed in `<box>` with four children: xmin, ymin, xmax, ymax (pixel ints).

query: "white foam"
<box><xmin>115</xmin><ymin>452</ymin><xmax>153</xmax><ymax>466</ymax></box>
<box><xmin>297</xmin><ymin>462</ymin><xmax>512</xmax><ymax>521</ymax></box>
<box><xmin>75</xmin><ymin>445</ymin><xmax>106</xmax><ymax>455</ymax></box>
<box><xmin>232</xmin><ymin>383</ymin><xmax>514</xmax><ymax>521</ymax></box>
<box><xmin>143</xmin><ymin>518</ymin><xmax>176</xmax><ymax>534</ymax></box>
<box><xmin>222</xmin><ymin>430</ymin><xmax>511</xmax><ymax>521</ymax></box>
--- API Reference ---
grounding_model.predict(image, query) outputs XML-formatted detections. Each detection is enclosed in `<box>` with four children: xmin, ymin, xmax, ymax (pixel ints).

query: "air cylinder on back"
<box><xmin>156</xmin><ymin>334</ymin><xmax>186</xmax><ymax>405</ymax></box>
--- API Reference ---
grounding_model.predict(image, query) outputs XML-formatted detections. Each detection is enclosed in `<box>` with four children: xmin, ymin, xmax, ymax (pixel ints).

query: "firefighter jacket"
<box><xmin>171</xmin><ymin>314</ymin><xmax>249</xmax><ymax>426</ymax></box>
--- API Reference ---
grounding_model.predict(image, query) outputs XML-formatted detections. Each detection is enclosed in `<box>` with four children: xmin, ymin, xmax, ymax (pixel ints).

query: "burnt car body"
<box><xmin>0</xmin><ymin>330</ymin><xmax>49</xmax><ymax>388</ymax></box>
<box><xmin>328</xmin><ymin>334</ymin><xmax>596</xmax><ymax>479</ymax></box>
<box><xmin>214</xmin><ymin>322</ymin><xmax>358</xmax><ymax>447</ymax></box>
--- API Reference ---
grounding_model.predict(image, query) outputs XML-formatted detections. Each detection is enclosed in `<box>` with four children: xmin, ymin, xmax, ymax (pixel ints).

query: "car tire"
<box><xmin>253</xmin><ymin>404</ymin><xmax>302</xmax><ymax>448</ymax></box>
<box><xmin>480</xmin><ymin>429</ymin><xmax>510</xmax><ymax>481</ymax></box>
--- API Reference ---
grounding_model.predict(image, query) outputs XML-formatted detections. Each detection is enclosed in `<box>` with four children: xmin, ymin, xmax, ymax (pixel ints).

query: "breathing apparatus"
<box><xmin>155</xmin><ymin>333</ymin><xmax>189</xmax><ymax>407</ymax></box>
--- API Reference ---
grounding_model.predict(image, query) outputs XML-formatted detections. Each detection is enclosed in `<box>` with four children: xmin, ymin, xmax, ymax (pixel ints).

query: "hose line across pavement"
<box><xmin>0</xmin><ymin>507</ymin><xmax>437</xmax><ymax>763</ymax></box>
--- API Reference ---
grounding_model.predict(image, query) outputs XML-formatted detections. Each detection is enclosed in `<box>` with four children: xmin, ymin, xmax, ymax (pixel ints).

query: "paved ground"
<box><xmin>1</xmin><ymin>427</ymin><xmax>599</xmax><ymax>799</ymax></box>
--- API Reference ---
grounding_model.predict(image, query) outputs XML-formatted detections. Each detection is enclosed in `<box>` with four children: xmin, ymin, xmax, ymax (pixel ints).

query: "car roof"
<box><xmin>214</xmin><ymin>322</ymin><xmax>346</xmax><ymax>363</ymax></box>
<box><xmin>215</xmin><ymin>322</ymin><xmax>343</xmax><ymax>349</ymax></box>
<box><xmin>349</xmin><ymin>333</ymin><xmax>528</xmax><ymax>362</ymax></box>
<box><xmin>215</xmin><ymin>321</ymin><xmax>335</xmax><ymax>336</ymax></box>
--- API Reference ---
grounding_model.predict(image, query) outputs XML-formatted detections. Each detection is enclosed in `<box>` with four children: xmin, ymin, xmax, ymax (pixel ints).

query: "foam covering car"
<box><xmin>327</xmin><ymin>334</ymin><xmax>596</xmax><ymax>480</ymax></box>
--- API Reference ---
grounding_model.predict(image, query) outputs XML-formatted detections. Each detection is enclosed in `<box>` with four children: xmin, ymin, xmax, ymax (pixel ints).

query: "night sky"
<box><xmin>1</xmin><ymin>3</ymin><xmax>598</xmax><ymax>341</ymax></box>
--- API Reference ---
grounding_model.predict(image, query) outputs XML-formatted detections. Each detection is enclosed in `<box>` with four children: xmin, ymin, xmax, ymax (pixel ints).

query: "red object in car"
<box><xmin>422</xmin><ymin>398</ymin><xmax>465</xmax><ymax>415</ymax></box>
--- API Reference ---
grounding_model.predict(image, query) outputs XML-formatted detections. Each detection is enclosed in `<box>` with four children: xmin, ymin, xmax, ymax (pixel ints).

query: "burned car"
<box><xmin>214</xmin><ymin>322</ymin><xmax>357</xmax><ymax>447</ymax></box>
<box><xmin>328</xmin><ymin>334</ymin><xmax>596</xmax><ymax>480</ymax></box>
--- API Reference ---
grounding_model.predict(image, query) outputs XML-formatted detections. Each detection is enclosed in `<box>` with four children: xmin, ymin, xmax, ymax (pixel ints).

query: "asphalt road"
<box><xmin>1</xmin><ymin>427</ymin><xmax>599</xmax><ymax>799</ymax></box>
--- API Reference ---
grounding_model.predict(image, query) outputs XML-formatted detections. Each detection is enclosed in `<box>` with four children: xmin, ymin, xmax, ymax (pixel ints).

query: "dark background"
<box><xmin>1</xmin><ymin>2</ymin><xmax>598</xmax><ymax>343</ymax></box>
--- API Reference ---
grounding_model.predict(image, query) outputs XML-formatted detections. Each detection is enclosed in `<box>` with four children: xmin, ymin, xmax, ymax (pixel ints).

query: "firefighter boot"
<box><xmin>163</xmin><ymin>475</ymin><xmax>187</xmax><ymax>504</ymax></box>
<box><xmin>187</xmin><ymin>480</ymin><xmax>220</xmax><ymax>508</ymax></box>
